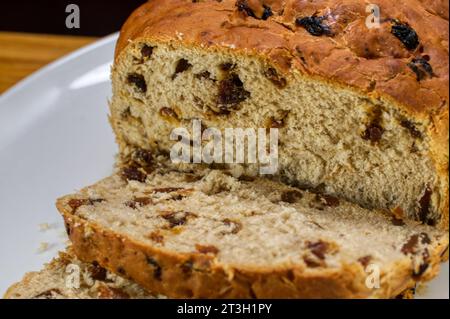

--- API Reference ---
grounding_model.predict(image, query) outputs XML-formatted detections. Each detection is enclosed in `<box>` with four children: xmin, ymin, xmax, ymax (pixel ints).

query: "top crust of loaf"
<box><xmin>116</xmin><ymin>0</ymin><xmax>449</xmax><ymax>118</ymax></box>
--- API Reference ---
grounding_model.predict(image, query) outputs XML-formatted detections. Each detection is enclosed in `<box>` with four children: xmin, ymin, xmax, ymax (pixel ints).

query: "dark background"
<box><xmin>0</xmin><ymin>0</ymin><xmax>147</xmax><ymax>36</ymax></box>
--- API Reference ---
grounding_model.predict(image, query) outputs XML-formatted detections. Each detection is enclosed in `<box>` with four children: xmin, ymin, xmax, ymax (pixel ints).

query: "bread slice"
<box><xmin>110</xmin><ymin>0</ymin><xmax>448</xmax><ymax>228</ymax></box>
<box><xmin>56</xmin><ymin>163</ymin><xmax>449</xmax><ymax>299</ymax></box>
<box><xmin>4</xmin><ymin>249</ymin><xmax>160</xmax><ymax>299</ymax></box>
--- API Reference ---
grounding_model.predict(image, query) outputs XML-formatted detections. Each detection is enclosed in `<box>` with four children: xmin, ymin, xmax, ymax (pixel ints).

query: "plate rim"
<box><xmin>0</xmin><ymin>32</ymin><xmax>119</xmax><ymax>102</ymax></box>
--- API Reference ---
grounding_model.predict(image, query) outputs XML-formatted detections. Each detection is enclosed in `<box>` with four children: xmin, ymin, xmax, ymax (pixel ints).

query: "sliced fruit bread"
<box><xmin>56</xmin><ymin>162</ymin><xmax>448</xmax><ymax>298</ymax></box>
<box><xmin>4</xmin><ymin>249</ymin><xmax>161</xmax><ymax>299</ymax></box>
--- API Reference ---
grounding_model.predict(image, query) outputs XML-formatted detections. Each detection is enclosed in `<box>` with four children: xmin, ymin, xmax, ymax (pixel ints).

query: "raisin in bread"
<box><xmin>110</xmin><ymin>0</ymin><xmax>449</xmax><ymax>228</ymax></box>
<box><xmin>4</xmin><ymin>249</ymin><xmax>161</xmax><ymax>299</ymax></box>
<box><xmin>56</xmin><ymin>164</ymin><xmax>449</xmax><ymax>299</ymax></box>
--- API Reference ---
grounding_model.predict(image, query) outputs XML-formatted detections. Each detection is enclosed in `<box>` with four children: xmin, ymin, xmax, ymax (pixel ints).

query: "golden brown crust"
<box><xmin>3</xmin><ymin>249</ymin><xmax>158</xmax><ymax>299</ymax></box>
<box><xmin>57</xmin><ymin>197</ymin><xmax>448</xmax><ymax>299</ymax></box>
<box><xmin>115</xmin><ymin>0</ymin><xmax>449</xmax><ymax>229</ymax></box>
<box><xmin>116</xmin><ymin>0</ymin><xmax>449</xmax><ymax>116</ymax></box>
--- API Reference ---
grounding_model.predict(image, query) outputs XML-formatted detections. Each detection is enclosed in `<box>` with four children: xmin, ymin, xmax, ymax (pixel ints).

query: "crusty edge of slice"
<box><xmin>57</xmin><ymin>194</ymin><xmax>448</xmax><ymax>299</ymax></box>
<box><xmin>3</xmin><ymin>248</ymin><xmax>161</xmax><ymax>299</ymax></box>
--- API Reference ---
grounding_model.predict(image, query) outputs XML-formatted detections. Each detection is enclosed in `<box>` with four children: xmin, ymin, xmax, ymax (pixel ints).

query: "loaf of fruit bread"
<box><xmin>110</xmin><ymin>0</ymin><xmax>449</xmax><ymax>228</ymax></box>
<box><xmin>4</xmin><ymin>249</ymin><xmax>160</xmax><ymax>299</ymax></box>
<box><xmin>56</xmin><ymin>157</ymin><xmax>449</xmax><ymax>298</ymax></box>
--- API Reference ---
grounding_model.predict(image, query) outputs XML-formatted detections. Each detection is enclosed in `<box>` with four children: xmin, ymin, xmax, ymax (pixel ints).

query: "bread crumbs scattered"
<box><xmin>37</xmin><ymin>242</ymin><xmax>50</xmax><ymax>253</ymax></box>
<box><xmin>38</xmin><ymin>223</ymin><xmax>51</xmax><ymax>232</ymax></box>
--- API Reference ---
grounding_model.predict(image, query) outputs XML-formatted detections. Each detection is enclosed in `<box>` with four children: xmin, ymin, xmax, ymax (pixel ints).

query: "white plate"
<box><xmin>0</xmin><ymin>33</ymin><xmax>448</xmax><ymax>299</ymax></box>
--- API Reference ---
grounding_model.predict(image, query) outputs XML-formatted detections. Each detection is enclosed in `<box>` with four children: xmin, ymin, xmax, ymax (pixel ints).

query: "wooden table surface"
<box><xmin>0</xmin><ymin>32</ymin><xmax>98</xmax><ymax>94</ymax></box>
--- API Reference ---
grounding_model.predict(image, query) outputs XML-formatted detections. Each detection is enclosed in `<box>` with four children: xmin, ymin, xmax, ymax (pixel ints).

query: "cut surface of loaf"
<box><xmin>4</xmin><ymin>249</ymin><xmax>160</xmax><ymax>299</ymax></box>
<box><xmin>56</xmin><ymin>162</ymin><xmax>449</xmax><ymax>299</ymax></box>
<box><xmin>110</xmin><ymin>0</ymin><xmax>449</xmax><ymax>228</ymax></box>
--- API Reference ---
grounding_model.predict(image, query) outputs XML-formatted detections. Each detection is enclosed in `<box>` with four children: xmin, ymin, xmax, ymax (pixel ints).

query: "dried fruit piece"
<box><xmin>401</xmin><ymin>234</ymin><xmax>419</xmax><ymax>255</ymax></box>
<box><xmin>235</xmin><ymin>1</ymin><xmax>272</xmax><ymax>20</ymax></box>
<box><xmin>130</xmin><ymin>148</ymin><xmax>153</xmax><ymax>168</ymax></box>
<box><xmin>195</xmin><ymin>244</ymin><xmax>219</xmax><ymax>255</ymax></box>
<box><xmin>116</xmin><ymin>267</ymin><xmax>126</xmax><ymax>276</ymax></box>
<box><xmin>236</xmin><ymin>0</ymin><xmax>255</xmax><ymax>18</ymax></box>
<box><xmin>89</xmin><ymin>262</ymin><xmax>108</xmax><ymax>281</ymax></box>
<box><xmin>281</xmin><ymin>190</ymin><xmax>303</xmax><ymax>203</ymax></box>
<box><xmin>261</xmin><ymin>5</ymin><xmax>273</xmax><ymax>20</ymax></box>
<box><xmin>159</xmin><ymin>107</ymin><xmax>180</xmax><ymax>123</ymax></box>
<box><xmin>97</xmin><ymin>286</ymin><xmax>130</xmax><ymax>299</ymax></box>
<box><xmin>127</xmin><ymin>73</ymin><xmax>147</xmax><ymax>93</ymax></box>
<box><xmin>160</xmin><ymin>211</ymin><xmax>195</xmax><ymax>228</ymax></box>
<box><xmin>238</xmin><ymin>175</ymin><xmax>255</xmax><ymax>182</ymax></box>
<box><xmin>418</xmin><ymin>188</ymin><xmax>433</xmax><ymax>225</ymax></box>
<box><xmin>407</xmin><ymin>57</ymin><xmax>434</xmax><ymax>81</ymax></box>
<box><xmin>219</xmin><ymin>63</ymin><xmax>235</xmax><ymax>72</ymax></box>
<box><xmin>358</xmin><ymin>255</ymin><xmax>372</xmax><ymax>267</ymax></box>
<box><xmin>303</xmin><ymin>240</ymin><xmax>338</xmax><ymax>268</ymax></box>
<box><xmin>140</xmin><ymin>44</ymin><xmax>154</xmax><ymax>59</ymax></box>
<box><xmin>268</xmin><ymin>117</ymin><xmax>286</xmax><ymax>129</ymax></box>
<box><xmin>296</xmin><ymin>15</ymin><xmax>332</xmax><ymax>36</ymax></box>
<box><xmin>153</xmin><ymin>187</ymin><xmax>184</xmax><ymax>193</ymax></box>
<box><xmin>391</xmin><ymin>20</ymin><xmax>419</xmax><ymax>50</ymax></box>
<box><xmin>401</xmin><ymin>233</ymin><xmax>430</xmax><ymax>255</ymax></box>
<box><xmin>181</xmin><ymin>259</ymin><xmax>194</xmax><ymax>275</ymax></box>
<box><xmin>362</xmin><ymin>107</ymin><xmax>384</xmax><ymax>143</ymax></box>
<box><xmin>67</xmin><ymin>199</ymin><xmax>86</xmax><ymax>212</ymax></box>
<box><xmin>306</xmin><ymin>241</ymin><xmax>328</xmax><ymax>260</ymax></box>
<box><xmin>172</xmin><ymin>59</ymin><xmax>192</xmax><ymax>79</ymax></box>
<box><xmin>440</xmin><ymin>246</ymin><xmax>449</xmax><ymax>258</ymax></box>
<box><xmin>146</xmin><ymin>257</ymin><xmax>162</xmax><ymax>280</ymax></box>
<box><xmin>64</xmin><ymin>222</ymin><xmax>72</xmax><ymax>237</ymax></box>
<box><xmin>68</xmin><ymin>198</ymin><xmax>104</xmax><ymax>213</ymax></box>
<box><xmin>170</xmin><ymin>194</ymin><xmax>187</xmax><ymax>201</ymax></box>
<box><xmin>217</xmin><ymin>74</ymin><xmax>250</xmax><ymax>112</ymax></box>
<box><xmin>400</xmin><ymin>120</ymin><xmax>422</xmax><ymax>139</ymax></box>
<box><xmin>420</xmin><ymin>232</ymin><xmax>431</xmax><ymax>245</ymax></box>
<box><xmin>195</xmin><ymin>71</ymin><xmax>214</xmax><ymax>80</ymax></box>
<box><xmin>266</xmin><ymin>110</ymin><xmax>289</xmax><ymax>129</ymax></box>
<box><xmin>362</xmin><ymin>123</ymin><xmax>384</xmax><ymax>143</ymax></box>
<box><xmin>316</xmin><ymin>194</ymin><xmax>340</xmax><ymax>207</ymax></box>
<box><xmin>122</xmin><ymin>166</ymin><xmax>147</xmax><ymax>183</ymax></box>
<box><xmin>264</xmin><ymin>67</ymin><xmax>287</xmax><ymax>89</ymax></box>
<box><xmin>125</xmin><ymin>197</ymin><xmax>152</xmax><ymax>209</ymax></box>
<box><xmin>222</xmin><ymin>219</ymin><xmax>242</xmax><ymax>235</ymax></box>
<box><xmin>391</xmin><ymin>216</ymin><xmax>406</xmax><ymax>226</ymax></box>
<box><xmin>148</xmin><ymin>231</ymin><xmax>164</xmax><ymax>244</ymax></box>
<box><xmin>413</xmin><ymin>261</ymin><xmax>430</xmax><ymax>279</ymax></box>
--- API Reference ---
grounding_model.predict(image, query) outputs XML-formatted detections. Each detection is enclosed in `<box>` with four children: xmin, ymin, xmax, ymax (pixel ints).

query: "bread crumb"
<box><xmin>37</xmin><ymin>242</ymin><xmax>50</xmax><ymax>254</ymax></box>
<box><xmin>39</xmin><ymin>223</ymin><xmax>51</xmax><ymax>232</ymax></box>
